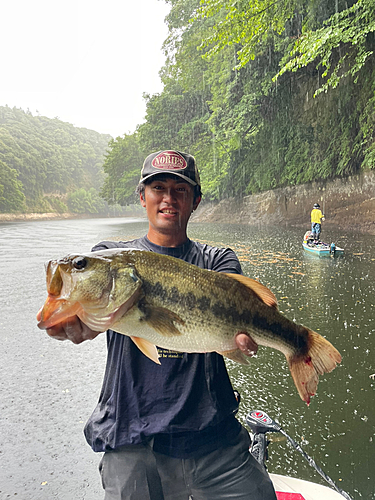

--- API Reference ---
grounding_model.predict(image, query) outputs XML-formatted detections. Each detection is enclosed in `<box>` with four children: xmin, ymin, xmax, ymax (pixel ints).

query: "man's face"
<box><xmin>140</xmin><ymin>176</ymin><xmax>200</xmax><ymax>235</ymax></box>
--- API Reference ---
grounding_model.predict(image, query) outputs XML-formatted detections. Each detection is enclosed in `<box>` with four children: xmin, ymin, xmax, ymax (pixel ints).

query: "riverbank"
<box><xmin>191</xmin><ymin>169</ymin><xmax>375</xmax><ymax>235</ymax></box>
<box><xmin>0</xmin><ymin>212</ymin><xmax>146</xmax><ymax>223</ymax></box>
<box><xmin>0</xmin><ymin>212</ymin><xmax>77</xmax><ymax>222</ymax></box>
<box><xmin>0</xmin><ymin>212</ymin><xmax>78</xmax><ymax>222</ymax></box>
<box><xmin>2</xmin><ymin>170</ymin><xmax>375</xmax><ymax>234</ymax></box>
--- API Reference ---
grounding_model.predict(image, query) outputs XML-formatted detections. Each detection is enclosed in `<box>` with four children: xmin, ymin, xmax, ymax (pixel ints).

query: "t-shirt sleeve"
<box><xmin>91</xmin><ymin>240</ymin><xmax>136</xmax><ymax>252</ymax></box>
<box><xmin>209</xmin><ymin>247</ymin><xmax>243</xmax><ymax>275</ymax></box>
<box><xmin>91</xmin><ymin>241</ymin><xmax>119</xmax><ymax>252</ymax></box>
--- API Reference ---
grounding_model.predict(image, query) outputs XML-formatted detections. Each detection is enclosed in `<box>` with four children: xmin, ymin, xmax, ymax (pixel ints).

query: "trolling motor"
<box><xmin>246</xmin><ymin>410</ymin><xmax>280</xmax><ymax>467</ymax></box>
<box><xmin>245</xmin><ymin>410</ymin><xmax>353</xmax><ymax>500</ymax></box>
<box><xmin>330</xmin><ymin>243</ymin><xmax>336</xmax><ymax>255</ymax></box>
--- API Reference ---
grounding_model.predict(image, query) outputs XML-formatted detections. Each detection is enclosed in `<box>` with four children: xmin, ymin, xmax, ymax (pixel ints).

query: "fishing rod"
<box><xmin>245</xmin><ymin>410</ymin><xmax>354</xmax><ymax>500</ymax></box>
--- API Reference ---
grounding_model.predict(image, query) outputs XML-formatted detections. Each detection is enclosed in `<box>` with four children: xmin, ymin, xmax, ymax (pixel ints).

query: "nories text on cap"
<box><xmin>139</xmin><ymin>150</ymin><xmax>201</xmax><ymax>187</ymax></box>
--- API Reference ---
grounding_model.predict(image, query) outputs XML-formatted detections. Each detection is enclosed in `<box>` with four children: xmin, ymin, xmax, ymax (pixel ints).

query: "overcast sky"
<box><xmin>1</xmin><ymin>0</ymin><xmax>170</xmax><ymax>138</ymax></box>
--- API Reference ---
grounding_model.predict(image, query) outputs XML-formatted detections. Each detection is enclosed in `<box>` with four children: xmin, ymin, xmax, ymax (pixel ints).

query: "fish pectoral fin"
<box><xmin>224</xmin><ymin>274</ymin><xmax>278</xmax><ymax>309</ymax></box>
<box><xmin>144</xmin><ymin>306</ymin><xmax>185</xmax><ymax>337</ymax></box>
<box><xmin>219</xmin><ymin>348</ymin><xmax>253</xmax><ymax>365</ymax></box>
<box><xmin>131</xmin><ymin>336</ymin><xmax>161</xmax><ymax>364</ymax></box>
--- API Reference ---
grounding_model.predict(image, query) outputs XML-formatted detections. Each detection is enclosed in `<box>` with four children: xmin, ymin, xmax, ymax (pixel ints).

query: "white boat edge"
<box><xmin>302</xmin><ymin>242</ymin><xmax>344</xmax><ymax>255</ymax></box>
<box><xmin>270</xmin><ymin>473</ymin><xmax>346</xmax><ymax>499</ymax></box>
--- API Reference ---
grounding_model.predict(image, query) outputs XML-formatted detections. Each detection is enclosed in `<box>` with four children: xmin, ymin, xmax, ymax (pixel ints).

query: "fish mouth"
<box><xmin>37</xmin><ymin>287</ymin><xmax>142</xmax><ymax>332</ymax></box>
<box><xmin>37</xmin><ymin>296</ymin><xmax>82</xmax><ymax>329</ymax></box>
<box><xmin>37</xmin><ymin>259</ymin><xmax>78</xmax><ymax>328</ymax></box>
<box><xmin>46</xmin><ymin>260</ymin><xmax>63</xmax><ymax>296</ymax></box>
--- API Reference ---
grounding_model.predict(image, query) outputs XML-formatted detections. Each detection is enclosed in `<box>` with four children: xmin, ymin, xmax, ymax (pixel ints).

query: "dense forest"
<box><xmin>1</xmin><ymin>0</ymin><xmax>375</xmax><ymax>214</ymax></box>
<box><xmin>101</xmin><ymin>0</ymin><xmax>375</xmax><ymax>205</ymax></box>
<box><xmin>0</xmin><ymin>106</ymin><xmax>120</xmax><ymax>214</ymax></box>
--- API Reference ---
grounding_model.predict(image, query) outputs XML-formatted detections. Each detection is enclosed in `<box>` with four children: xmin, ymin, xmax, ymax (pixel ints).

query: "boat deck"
<box><xmin>271</xmin><ymin>473</ymin><xmax>346</xmax><ymax>499</ymax></box>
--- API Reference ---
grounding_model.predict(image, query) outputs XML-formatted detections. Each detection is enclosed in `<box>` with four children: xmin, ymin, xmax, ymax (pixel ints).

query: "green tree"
<box><xmin>275</xmin><ymin>0</ymin><xmax>375</xmax><ymax>95</ymax></box>
<box><xmin>67</xmin><ymin>188</ymin><xmax>105</xmax><ymax>214</ymax></box>
<box><xmin>196</xmin><ymin>0</ymin><xmax>374</xmax><ymax>95</ymax></box>
<box><xmin>100</xmin><ymin>133</ymin><xmax>144</xmax><ymax>206</ymax></box>
<box><xmin>0</xmin><ymin>160</ymin><xmax>25</xmax><ymax>212</ymax></box>
<box><xmin>0</xmin><ymin>106</ymin><xmax>111</xmax><ymax>212</ymax></box>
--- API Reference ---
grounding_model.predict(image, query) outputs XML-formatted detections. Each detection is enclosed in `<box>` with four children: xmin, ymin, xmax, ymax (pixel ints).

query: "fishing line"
<box><xmin>278</xmin><ymin>427</ymin><xmax>353</xmax><ymax>500</ymax></box>
<box><xmin>246</xmin><ymin>410</ymin><xmax>354</xmax><ymax>500</ymax></box>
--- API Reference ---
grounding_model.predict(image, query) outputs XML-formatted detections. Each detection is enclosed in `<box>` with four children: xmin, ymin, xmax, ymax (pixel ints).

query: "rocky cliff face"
<box><xmin>192</xmin><ymin>170</ymin><xmax>375</xmax><ymax>234</ymax></box>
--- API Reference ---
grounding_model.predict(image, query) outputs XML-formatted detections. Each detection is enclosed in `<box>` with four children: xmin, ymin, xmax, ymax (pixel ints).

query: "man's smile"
<box><xmin>160</xmin><ymin>208</ymin><xmax>178</xmax><ymax>215</ymax></box>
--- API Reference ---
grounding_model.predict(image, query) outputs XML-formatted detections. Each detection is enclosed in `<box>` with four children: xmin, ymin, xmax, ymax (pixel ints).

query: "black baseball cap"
<box><xmin>139</xmin><ymin>150</ymin><xmax>201</xmax><ymax>187</ymax></box>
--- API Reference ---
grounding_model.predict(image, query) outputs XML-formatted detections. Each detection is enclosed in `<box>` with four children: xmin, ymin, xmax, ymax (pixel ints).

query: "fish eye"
<box><xmin>130</xmin><ymin>270</ymin><xmax>138</xmax><ymax>282</ymax></box>
<box><xmin>72</xmin><ymin>257</ymin><xmax>87</xmax><ymax>270</ymax></box>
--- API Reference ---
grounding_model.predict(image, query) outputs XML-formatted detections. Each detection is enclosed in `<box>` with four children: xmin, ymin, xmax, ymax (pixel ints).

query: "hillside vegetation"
<box><xmin>0</xmin><ymin>106</ymin><xmax>114</xmax><ymax>214</ymax></box>
<box><xmin>1</xmin><ymin>0</ymin><xmax>375</xmax><ymax>216</ymax></box>
<box><xmin>101</xmin><ymin>0</ymin><xmax>375</xmax><ymax>205</ymax></box>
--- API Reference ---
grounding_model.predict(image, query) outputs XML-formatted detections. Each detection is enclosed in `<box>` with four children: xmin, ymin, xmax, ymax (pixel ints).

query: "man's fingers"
<box><xmin>64</xmin><ymin>316</ymin><xmax>85</xmax><ymax>344</ymax></box>
<box><xmin>46</xmin><ymin>325</ymin><xmax>69</xmax><ymax>341</ymax></box>
<box><xmin>64</xmin><ymin>317</ymin><xmax>102</xmax><ymax>344</ymax></box>
<box><xmin>45</xmin><ymin>316</ymin><xmax>102</xmax><ymax>344</ymax></box>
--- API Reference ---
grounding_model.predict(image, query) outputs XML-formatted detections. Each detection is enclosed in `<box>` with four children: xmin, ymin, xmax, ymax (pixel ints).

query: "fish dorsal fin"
<box><xmin>224</xmin><ymin>274</ymin><xmax>278</xmax><ymax>309</ymax></box>
<box><xmin>131</xmin><ymin>336</ymin><xmax>161</xmax><ymax>364</ymax></box>
<box><xmin>143</xmin><ymin>305</ymin><xmax>185</xmax><ymax>337</ymax></box>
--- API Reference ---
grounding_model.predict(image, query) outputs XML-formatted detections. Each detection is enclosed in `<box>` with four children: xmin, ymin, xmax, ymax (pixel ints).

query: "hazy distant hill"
<box><xmin>0</xmin><ymin>106</ymin><xmax>113</xmax><ymax>213</ymax></box>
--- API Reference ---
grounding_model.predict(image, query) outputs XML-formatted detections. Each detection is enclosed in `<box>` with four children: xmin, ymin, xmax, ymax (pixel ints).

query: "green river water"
<box><xmin>0</xmin><ymin>218</ymin><xmax>373</xmax><ymax>499</ymax></box>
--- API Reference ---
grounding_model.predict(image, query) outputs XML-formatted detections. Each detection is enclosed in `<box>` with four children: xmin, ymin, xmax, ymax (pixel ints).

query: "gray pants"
<box><xmin>99</xmin><ymin>427</ymin><xmax>277</xmax><ymax>500</ymax></box>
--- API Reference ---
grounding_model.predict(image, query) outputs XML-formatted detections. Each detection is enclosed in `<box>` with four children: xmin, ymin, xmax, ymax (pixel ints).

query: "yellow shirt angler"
<box><xmin>311</xmin><ymin>208</ymin><xmax>324</xmax><ymax>224</ymax></box>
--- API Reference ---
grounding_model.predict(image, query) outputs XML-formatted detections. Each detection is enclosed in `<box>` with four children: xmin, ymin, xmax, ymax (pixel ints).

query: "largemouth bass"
<box><xmin>37</xmin><ymin>248</ymin><xmax>342</xmax><ymax>404</ymax></box>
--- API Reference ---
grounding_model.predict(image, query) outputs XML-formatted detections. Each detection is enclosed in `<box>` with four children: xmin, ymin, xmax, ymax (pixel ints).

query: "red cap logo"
<box><xmin>151</xmin><ymin>151</ymin><xmax>187</xmax><ymax>171</ymax></box>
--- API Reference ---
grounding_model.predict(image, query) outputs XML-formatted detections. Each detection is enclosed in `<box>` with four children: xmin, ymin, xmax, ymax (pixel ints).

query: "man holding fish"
<box><xmin>38</xmin><ymin>150</ymin><xmax>341</xmax><ymax>499</ymax></box>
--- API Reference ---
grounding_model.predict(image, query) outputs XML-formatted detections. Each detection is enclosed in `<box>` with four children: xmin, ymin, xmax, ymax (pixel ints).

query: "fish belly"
<box><xmin>112</xmin><ymin>304</ymin><xmax>238</xmax><ymax>354</ymax></box>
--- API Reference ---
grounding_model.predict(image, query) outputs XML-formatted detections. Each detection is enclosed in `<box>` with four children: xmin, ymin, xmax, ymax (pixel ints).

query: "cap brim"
<box><xmin>139</xmin><ymin>172</ymin><xmax>197</xmax><ymax>186</ymax></box>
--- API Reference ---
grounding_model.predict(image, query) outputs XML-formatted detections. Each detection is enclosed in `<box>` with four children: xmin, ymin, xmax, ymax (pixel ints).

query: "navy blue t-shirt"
<box><xmin>84</xmin><ymin>236</ymin><xmax>243</xmax><ymax>458</ymax></box>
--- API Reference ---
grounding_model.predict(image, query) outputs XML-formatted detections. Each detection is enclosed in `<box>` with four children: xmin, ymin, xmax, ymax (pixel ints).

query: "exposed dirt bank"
<box><xmin>2</xmin><ymin>171</ymin><xmax>374</xmax><ymax>234</ymax></box>
<box><xmin>191</xmin><ymin>170</ymin><xmax>375</xmax><ymax>235</ymax></box>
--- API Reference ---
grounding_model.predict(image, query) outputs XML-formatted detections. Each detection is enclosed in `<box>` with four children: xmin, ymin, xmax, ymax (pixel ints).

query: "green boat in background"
<box><xmin>302</xmin><ymin>231</ymin><xmax>344</xmax><ymax>257</ymax></box>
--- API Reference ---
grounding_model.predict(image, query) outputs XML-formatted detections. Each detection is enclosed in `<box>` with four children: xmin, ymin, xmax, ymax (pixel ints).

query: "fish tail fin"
<box><xmin>288</xmin><ymin>329</ymin><xmax>342</xmax><ymax>405</ymax></box>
